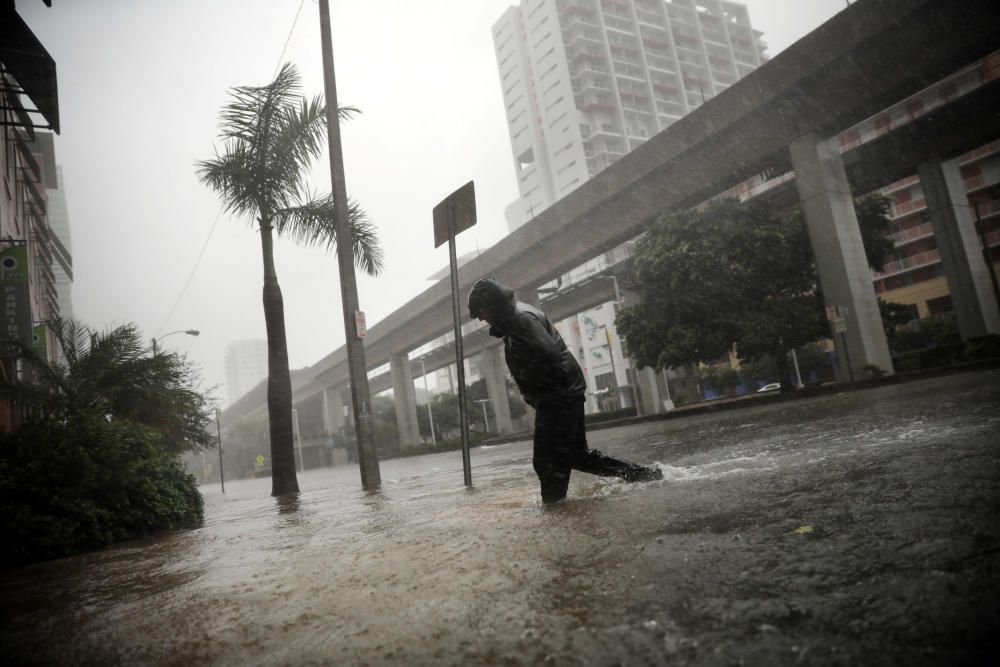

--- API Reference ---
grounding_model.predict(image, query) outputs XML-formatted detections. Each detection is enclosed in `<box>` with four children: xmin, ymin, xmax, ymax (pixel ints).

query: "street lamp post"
<box><xmin>151</xmin><ymin>329</ymin><xmax>199</xmax><ymax>356</ymax></box>
<box><xmin>419</xmin><ymin>358</ymin><xmax>436</xmax><ymax>446</ymax></box>
<box><xmin>291</xmin><ymin>407</ymin><xmax>304</xmax><ymax>473</ymax></box>
<box><xmin>474</xmin><ymin>398</ymin><xmax>491</xmax><ymax>433</ymax></box>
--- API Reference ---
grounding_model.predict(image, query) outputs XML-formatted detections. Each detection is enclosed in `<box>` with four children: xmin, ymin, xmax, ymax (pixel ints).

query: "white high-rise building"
<box><xmin>493</xmin><ymin>0</ymin><xmax>766</xmax><ymax>412</ymax></box>
<box><xmin>493</xmin><ymin>0</ymin><xmax>766</xmax><ymax>231</ymax></box>
<box><xmin>224</xmin><ymin>339</ymin><xmax>268</xmax><ymax>406</ymax></box>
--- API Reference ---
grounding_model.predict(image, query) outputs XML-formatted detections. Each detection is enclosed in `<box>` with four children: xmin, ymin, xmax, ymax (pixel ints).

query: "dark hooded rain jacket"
<box><xmin>468</xmin><ymin>279</ymin><xmax>587</xmax><ymax>408</ymax></box>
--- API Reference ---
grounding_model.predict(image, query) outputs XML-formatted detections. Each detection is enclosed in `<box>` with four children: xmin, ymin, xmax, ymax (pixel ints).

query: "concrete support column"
<box><xmin>390</xmin><ymin>352</ymin><xmax>421</xmax><ymax>449</ymax></box>
<box><xmin>637</xmin><ymin>367</ymin><xmax>662</xmax><ymax>415</ymax></box>
<box><xmin>790</xmin><ymin>133</ymin><xmax>894</xmax><ymax>380</ymax></box>
<box><xmin>917</xmin><ymin>159</ymin><xmax>1000</xmax><ymax>339</ymax></box>
<box><xmin>618</xmin><ymin>284</ymin><xmax>644</xmax><ymax>415</ymax></box>
<box><xmin>480</xmin><ymin>343</ymin><xmax>513</xmax><ymax>434</ymax></box>
<box><xmin>323</xmin><ymin>386</ymin><xmax>345</xmax><ymax>433</ymax></box>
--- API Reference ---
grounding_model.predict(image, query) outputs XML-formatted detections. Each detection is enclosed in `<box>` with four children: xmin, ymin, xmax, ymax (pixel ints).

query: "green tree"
<box><xmin>2</xmin><ymin>319</ymin><xmax>213</xmax><ymax>453</ymax></box>
<box><xmin>196</xmin><ymin>63</ymin><xmax>384</xmax><ymax>496</ymax></box>
<box><xmin>0</xmin><ymin>320</ymin><xmax>208</xmax><ymax>566</ymax></box>
<box><xmin>617</xmin><ymin>196</ymin><xmax>894</xmax><ymax>390</ymax></box>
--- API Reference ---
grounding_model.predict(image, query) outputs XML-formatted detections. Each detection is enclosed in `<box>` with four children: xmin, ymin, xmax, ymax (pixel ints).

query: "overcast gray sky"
<box><xmin>19</xmin><ymin>0</ymin><xmax>846</xmax><ymax>404</ymax></box>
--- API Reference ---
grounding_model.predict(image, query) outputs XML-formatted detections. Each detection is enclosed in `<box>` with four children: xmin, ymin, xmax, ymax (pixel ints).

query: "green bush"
<box><xmin>0</xmin><ymin>416</ymin><xmax>203</xmax><ymax>567</ymax></box>
<box><xmin>966</xmin><ymin>334</ymin><xmax>1000</xmax><ymax>360</ymax></box>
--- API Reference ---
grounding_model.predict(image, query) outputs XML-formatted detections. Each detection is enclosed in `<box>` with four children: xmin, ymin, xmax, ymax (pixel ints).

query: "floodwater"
<box><xmin>2</xmin><ymin>370</ymin><xmax>998</xmax><ymax>666</ymax></box>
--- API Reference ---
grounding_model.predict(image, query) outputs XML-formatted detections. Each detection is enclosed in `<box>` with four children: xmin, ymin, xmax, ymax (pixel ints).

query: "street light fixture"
<box><xmin>473</xmin><ymin>398</ymin><xmax>491</xmax><ymax>433</ymax></box>
<box><xmin>151</xmin><ymin>329</ymin><xmax>199</xmax><ymax>356</ymax></box>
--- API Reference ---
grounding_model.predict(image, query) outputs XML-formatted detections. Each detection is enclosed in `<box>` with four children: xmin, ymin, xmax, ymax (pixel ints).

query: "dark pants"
<box><xmin>532</xmin><ymin>399</ymin><xmax>650</xmax><ymax>503</ymax></box>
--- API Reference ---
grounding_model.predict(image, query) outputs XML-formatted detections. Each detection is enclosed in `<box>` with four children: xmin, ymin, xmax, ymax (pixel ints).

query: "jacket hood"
<box><xmin>468</xmin><ymin>278</ymin><xmax>516</xmax><ymax>319</ymax></box>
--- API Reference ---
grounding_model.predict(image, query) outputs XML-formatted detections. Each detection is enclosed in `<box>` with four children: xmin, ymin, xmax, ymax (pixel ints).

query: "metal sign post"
<box><xmin>433</xmin><ymin>181</ymin><xmax>476</xmax><ymax>486</ymax></box>
<box><xmin>827</xmin><ymin>305</ymin><xmax>854</xmax><ymax>383</ymax></box>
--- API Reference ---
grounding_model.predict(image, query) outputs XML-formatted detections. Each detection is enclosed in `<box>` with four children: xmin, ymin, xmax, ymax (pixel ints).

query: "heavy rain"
<box><xmin>2</xmin><ymin>0</ymin><xmax>999</xmax><ymax>665</ymax></box>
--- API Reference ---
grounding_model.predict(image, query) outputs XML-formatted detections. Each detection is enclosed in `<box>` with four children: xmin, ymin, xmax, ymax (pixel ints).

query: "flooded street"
<box><xmin>2</xmin><ymin>370</ymin><xmax>998</xmax><ymax>666</ymax></box>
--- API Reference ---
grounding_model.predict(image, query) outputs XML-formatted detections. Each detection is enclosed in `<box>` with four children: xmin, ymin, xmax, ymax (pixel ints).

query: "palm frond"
<box><xmin>273</xmin><ymin>195</ymin><xmax>384</xmax><ymax>276</ymax></box>
<box><xmin>195</xmin><ymin>144</ymin><xmax>261</xmax><ymax>221</ymax></box>
<box><xmin>218</xmin><ymin>62</ymin><xmax>302</xmax><ymax>145</ymax></box>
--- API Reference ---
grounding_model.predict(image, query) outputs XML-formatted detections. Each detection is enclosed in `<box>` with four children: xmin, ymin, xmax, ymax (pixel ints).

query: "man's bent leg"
<box><xmin>568</xmin><ymin>402</ymin><xmax>662</xmax><ymax>481</ymax></box>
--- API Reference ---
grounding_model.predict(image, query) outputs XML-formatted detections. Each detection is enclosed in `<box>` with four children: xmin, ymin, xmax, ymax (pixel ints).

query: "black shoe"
<box><xmin>623</xmin><ymin>465</ymin><xmax>663</xmax><ymax>482</ymax></box>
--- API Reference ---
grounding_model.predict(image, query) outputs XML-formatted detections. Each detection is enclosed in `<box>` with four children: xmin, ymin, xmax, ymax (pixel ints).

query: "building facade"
<box><xmin>47</xmin><ymin>165</ymin><xmax>73</xmax><ymax>321</ymax></box>
<box><xmin>1</xmin><ymin>2</ymin><xmax>62</xmax><ymax>430</ymax></box>
<box><xmin>863</xmin><ymin>57</ymin><xmax>1000</xmax><ymax>319</ymax></box>
<box><xmin>224</xmin><ymin>339</ymin><xmax>269</xmax><ymax>406</ymax></box>
<box><xmin>493</xmin><ymin>0</ymin><xmax>765</xmax><ymax>232</ymax></box>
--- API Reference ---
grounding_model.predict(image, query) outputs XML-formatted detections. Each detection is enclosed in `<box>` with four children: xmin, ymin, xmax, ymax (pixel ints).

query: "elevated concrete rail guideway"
<box><xmin>224</xmin><ymin>0</ymin><xmax>1000</xmax><ymax>451</ymax></box>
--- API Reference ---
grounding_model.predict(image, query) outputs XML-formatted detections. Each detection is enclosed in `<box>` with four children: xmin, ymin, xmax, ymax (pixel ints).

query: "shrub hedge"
<box><xmin>0</xmin><ymin>416</ymin><xmax>203</xmax><ymax>568</ymax></box>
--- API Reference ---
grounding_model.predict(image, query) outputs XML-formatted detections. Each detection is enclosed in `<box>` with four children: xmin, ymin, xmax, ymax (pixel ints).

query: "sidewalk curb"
<box><xmin>480</xmin><ymin>357</ymin><xmax>1000</xmax><ymax>445</ymax></box>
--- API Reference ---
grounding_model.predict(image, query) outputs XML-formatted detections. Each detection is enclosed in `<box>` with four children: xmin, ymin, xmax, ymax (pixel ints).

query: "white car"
<box><xmin>756</xmin><ymin>382</ymin><xmax>781</xmax><ymax>393</ymax></box>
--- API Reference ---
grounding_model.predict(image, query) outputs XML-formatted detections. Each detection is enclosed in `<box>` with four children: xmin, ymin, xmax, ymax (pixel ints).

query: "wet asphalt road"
<box><xmin>1</xmin><ymin>369</ymin><xmax>998</xmax><ymax>666</ymax></box>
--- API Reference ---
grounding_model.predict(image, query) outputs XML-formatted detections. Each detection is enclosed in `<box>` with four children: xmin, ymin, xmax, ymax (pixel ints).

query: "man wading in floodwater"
<box><xmin>468</xmin><ymin>278</ymin><xmax>662</xmax><ymax>503</ymax></box>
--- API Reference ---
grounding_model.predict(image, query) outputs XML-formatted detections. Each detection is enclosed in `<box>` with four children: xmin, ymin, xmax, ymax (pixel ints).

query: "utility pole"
<box><xmin>318</xmin><ymin>0</ymin><xmax>380</xmax><ymax>490</ymax></box>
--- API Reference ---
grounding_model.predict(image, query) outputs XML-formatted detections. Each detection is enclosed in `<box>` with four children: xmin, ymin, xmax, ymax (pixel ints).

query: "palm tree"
<box><xmin>196</xmin><ymin>63</ymin><xmax>383</xmax><ymax>496</ymax></box>
<box><xmin>0</xmin><ymin>318</ymin><xmax>214</xmax><ymax>453</ymax></box>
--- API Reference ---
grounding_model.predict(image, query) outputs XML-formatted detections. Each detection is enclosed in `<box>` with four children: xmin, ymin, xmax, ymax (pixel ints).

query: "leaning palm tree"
<box><xmin>196</xmin><ymin>63</ymin><xmax>383</xmax><ymax>496</ymax></box>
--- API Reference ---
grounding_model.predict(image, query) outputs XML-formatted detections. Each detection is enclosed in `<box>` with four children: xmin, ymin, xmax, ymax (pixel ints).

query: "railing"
<box><xmin>888</xmin><ymin>221</ymin><xmax>934</xmax><ymax>246</ymax></box>
<box><xmin>875</xmin><ymin>248</ymin><xmax>941</xmax><ymax>278</ymax></box>
<box><xmin>964</xmin><ymin>173</ymin><xmax>985</xmax><ymax>191</ymax></box>
<box><xmin>880</xmin><ymin>174</ymin><xmax>920</xmax><ymax>195</ymax></box>
<box><xmin>973</xmin><ymin>198</ymin><xmax>1000</xmax><ymax>219</ymax></box>
<box><xmin>958</xmin><ymin>138</ymin><xmax>1000</xmax><ymax>165</ymax></box>
<box><xmin>890</xmin><ymin>197</ymin><xmax>926</xmax><ymax>219</ymax></box>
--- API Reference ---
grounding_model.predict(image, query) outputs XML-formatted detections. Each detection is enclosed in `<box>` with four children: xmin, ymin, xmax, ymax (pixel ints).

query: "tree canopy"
<box><xmin>616</xmin><ymin>195</ymin><xmax>894</xmax><ymax>379</ymax></box>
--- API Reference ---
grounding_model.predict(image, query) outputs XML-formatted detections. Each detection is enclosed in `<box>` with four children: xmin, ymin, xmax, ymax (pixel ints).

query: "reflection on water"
<box><xmin>1</xmin><ymin>371</ymin><xmax>997</xmax><ymax>665</ymax></box>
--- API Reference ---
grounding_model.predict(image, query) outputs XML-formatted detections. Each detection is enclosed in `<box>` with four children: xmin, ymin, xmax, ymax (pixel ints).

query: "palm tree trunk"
<box><xmin>259</xmin><ymin>221</ymin><xmax>299</xmax><ymax>496</ymax></box>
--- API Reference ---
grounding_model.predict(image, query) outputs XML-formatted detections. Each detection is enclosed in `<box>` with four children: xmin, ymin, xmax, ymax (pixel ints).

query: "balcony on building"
<box><xmin>581</xmin><ymin>100</ymin><xmax>617</xmax><ymax>113</ymax></box>
<box><xmin>561</xmin><ymin>1</ymin><xmax>597</xmax><ymax>18</ymax></box>
<box><xmin>645</xmin><ymin>52</ymin><xmax>678</xmax><ymax>74</ymax></box>
<box><xmin>635</xmin><ymin>6</ymin><xmax>663</xmax><ymax>26</ymax></box>
<box><xmin>600</xmin><ymin>0</ymin><xmax>632</xmax><ymax>22</ymax></box>
<box><xmin>603</xmin><ymin>14</ymin><xmax>635</xmax><ymax>34</ymax></box>
<box><xmin>572</xmin><ymin>74</ymin><xmax>613</xmax><ymax>96</ymax></box>
<box><xmin>888</xmin><ymin>219</ymin><xmax>935</xmax><ymax>249</ymax></box>
<box><xmin>564</xmin><ymin>26</ymin><xmax>603</xmax><ymax>48</ymax></box>
<box><xmin>873</xmin><ymin>248</ymin><xmax>942</xmax><ymax>281</ymax></box>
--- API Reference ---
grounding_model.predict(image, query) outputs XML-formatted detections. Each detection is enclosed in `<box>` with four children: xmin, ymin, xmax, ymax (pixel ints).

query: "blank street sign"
<box><xmin>433</xmin><ymin>180</ymin><xmax>477</xmax><ymax>248</ymax></box>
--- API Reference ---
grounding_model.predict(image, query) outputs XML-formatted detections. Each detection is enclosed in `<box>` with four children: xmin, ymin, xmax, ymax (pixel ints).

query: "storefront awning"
<box><xmin>0</xmin><ymin>6</ymin><xmax>60</xmax><ymax>134</ymax></box>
